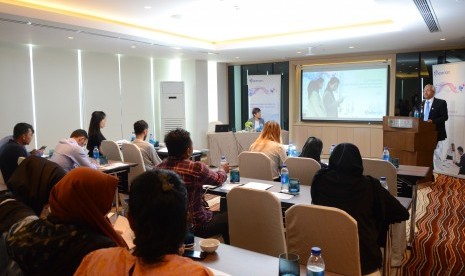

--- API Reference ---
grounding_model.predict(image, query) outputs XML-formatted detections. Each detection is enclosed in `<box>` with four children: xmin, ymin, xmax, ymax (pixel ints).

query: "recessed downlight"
<box><xmin>440</xmin><ymin>38</ymin><xmax>446</xmax><ymax>41</ymax></box>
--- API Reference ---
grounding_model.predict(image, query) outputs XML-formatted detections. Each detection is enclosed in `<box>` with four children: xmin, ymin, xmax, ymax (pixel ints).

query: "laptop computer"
<box><xmin>214</xmin><ymin>124</ymin><xmax>229</xmax><ymax>133</ymax></box>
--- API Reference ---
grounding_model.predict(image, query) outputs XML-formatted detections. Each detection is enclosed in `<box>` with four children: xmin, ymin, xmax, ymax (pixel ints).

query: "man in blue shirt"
<box><xmin>49</xmin><ymin>129</ymin><xmax>98</xmax><ymax>172</ymax></box>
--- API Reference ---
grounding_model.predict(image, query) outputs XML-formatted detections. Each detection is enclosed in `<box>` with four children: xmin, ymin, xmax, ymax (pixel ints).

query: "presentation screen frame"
<box><xmin>300</xmin><ymin>62</ymin><xmax>390</xmax><ymax>124</ymax></box>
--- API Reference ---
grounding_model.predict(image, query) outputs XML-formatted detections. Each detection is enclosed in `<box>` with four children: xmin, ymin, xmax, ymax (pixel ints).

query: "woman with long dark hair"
<box><xmin>86</xmin><ymin>111</ymin><xmax>106</xmax><ymax>157</ymax></box>
<box><xmin>75</xmin><ymin>169</ymin><xmax>213</xmax><ymax>275</ymax></box>
<box><xmin>299</xmin><ymin>136</ymin><xmax>327</xmax><ymax>169</ymax></box>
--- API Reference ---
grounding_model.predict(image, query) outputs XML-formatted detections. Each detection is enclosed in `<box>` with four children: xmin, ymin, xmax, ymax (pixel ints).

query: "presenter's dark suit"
<box><xmin>422</xmin><ymin>98</ymin><xmax>448</xmax><ymax>141</ymax></box>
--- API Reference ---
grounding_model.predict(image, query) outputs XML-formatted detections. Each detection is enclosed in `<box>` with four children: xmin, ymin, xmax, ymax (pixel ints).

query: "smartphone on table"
<box><xmin>182</xmin><ymin>250</ymin><xmax>207</xmax><ymax>260</ymax></box>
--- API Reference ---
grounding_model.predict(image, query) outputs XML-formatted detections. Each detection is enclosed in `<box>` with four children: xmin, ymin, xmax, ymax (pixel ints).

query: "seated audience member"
<box><xmin>157</xmin><ymin>128</ymin><xmax>230</xmax><ymax>243</ymax></box>
<box><xmin>1</xmin><ymin>156</ymin><xmax>66</xmax><ymax>273</ymax></box>
<box><xmin>50</xmin><ymin>129</ymin><xmax>98</xmax><ymax>172</ymax></box>
<box><xmin>311</xmin><ymin>143</ymin><xmax>409</xmax><ymax>275</ymax></box>
<box><xmin>299</xmin><ymin>136</ymin><xmax>328</xmax><ymax>169</ymax></box>
<box><xmin>246</xmin><ymin>107</ymin><xmax>265</xmax><ymax>131</ymax></box>
<box><xmin>249</xmin><ymin>121</ymin><xmax>287</xmax><ymax>180</ymax></box>
<box><xmin>132</xmin><ymin>120</ymin><xmax>161</xmax><ymax>170</ymax></box>
<box><xmin>86</xmin><ymin>111</ymin><xmax>107</xmax><ymax>158</ymax></box>
<box><xmin>0</xmin><ymin>131</ymin><xmax>42</xmax><ymax>157</ymax></box>
<box><xmin>455</xmin><ymin>146</ymin><xmax>465</xmax><ymax>175</ymax></box>
<box><xmin>5</xmin><ymin>168</ymin><xmax>126</xmax><ymax>275</ymax></box>
<box><xmin>0</xmin><ymin>123</ymin><xmax>43</xmax><ymax>183</ymax></box>
<box><xmin>75</xmin><ymin>169</ymin><xmax>213</xmax><ymax>275</ymax></box>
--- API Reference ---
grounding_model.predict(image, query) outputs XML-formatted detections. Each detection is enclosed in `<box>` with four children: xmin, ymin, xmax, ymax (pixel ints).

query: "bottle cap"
<box><xmin>311</xmin><ymin>246</ymin><xmax>321</xmax><ymax>255</ymax></box>
<box><xmin>380</xmin><ymin>176</ymin><xmax>386</xmax><ymax>181</ymax></box>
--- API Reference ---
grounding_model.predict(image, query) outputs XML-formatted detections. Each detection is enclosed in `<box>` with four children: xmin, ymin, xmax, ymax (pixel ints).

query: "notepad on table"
<box><xmin>271</xmin><ymin>192</ymin><xmax>294</xmax><ymax>200</ymax></box>
<box><xmin>220</xmin><ymin>183</ymin><xmax>243</xmax><ymax>191</ymax></box>
<box><xmin>242</xmin><ymin>182</ymin><xmax>273</xmax><ymax>190</ymax></box>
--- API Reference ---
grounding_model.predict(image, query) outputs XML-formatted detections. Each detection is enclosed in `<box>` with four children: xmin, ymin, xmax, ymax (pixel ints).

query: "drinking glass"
<box><xmin>289</xmin><ymin>179</ymin><xmax>300</xmax><ymax>195</ymax></box>
<box><xmin>279</xmin><ymin>253</ymin><xmax>300</xmax><ymax>276</ymax></box>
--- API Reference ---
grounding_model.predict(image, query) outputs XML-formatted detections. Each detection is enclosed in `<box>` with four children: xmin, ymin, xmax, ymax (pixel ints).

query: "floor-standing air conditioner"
<box><xmin>160</xmin><ymin>81</ymin><xmax>185</xmax><ymax>136</ymax></box>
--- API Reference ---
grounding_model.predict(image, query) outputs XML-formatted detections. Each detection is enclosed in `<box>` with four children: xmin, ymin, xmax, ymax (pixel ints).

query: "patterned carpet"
<box><xmin>401</xmin><ymin>174</ymin><xmax>465</xmax><ymax>275</ymax></box>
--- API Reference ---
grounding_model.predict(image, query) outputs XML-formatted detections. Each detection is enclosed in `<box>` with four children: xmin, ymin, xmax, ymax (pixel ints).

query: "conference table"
<box><xmin>204</xmin><ymin>178</ymin><xmax>411</xmax><ymax>276</ymax></box>
<box><xmin>207</xmin><ymin>130</ymin><xmax>289</xmax><ymax>167</ymax></box>
<box><xmin>206</xmin><ymin>177</ymin><xmax>411</xmax><ymax>210</ymax></box>
<box><xmin>194</xmin><ymin>237</ymin><xmax>342</xmax><ymax>276</ymax></box>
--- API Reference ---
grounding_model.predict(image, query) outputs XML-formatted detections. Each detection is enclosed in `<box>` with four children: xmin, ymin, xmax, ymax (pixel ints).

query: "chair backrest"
<box><xmin>238</xmin><ymin>151</ymin><xmax>274</xmax><ymax>181</ymax></box>
<box><xmin>285</xmin><ymin>157</ymin><xmax>321</xmax><ymax>186</ymax></box>
<box><xmin>121</xmin><ymin>143</ymin><xmax>146</xmax><ymax>188</ymax></box>
<box><xmin>285</xmin><ymin>204</ymin><xmax>361</xmax><ymax>276</ymax></box>
<box><xmin>101</xmin><ymin>140</ymin><xmax>124</xmax><ymax>162</ymax></box>
<box><xmin>362</xmin><ymin>158</ymin><xmax>397</xmax><ymax>196</ymax></box>
<box><xmin>227</xmin><ymin>186</ymin><xmax>286</xmax><ymax>257</ymax></box>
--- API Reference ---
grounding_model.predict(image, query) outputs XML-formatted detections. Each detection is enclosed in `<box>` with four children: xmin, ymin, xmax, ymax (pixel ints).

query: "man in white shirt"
<box><xmin>132</xmin><ymin>120</ymin><xmax>161</xmax><ymax>171</ymax></box>
<box><xmin>50</xmin><ymin>129</ymin><xmax>98</xmax><ymax>172</ymax></box>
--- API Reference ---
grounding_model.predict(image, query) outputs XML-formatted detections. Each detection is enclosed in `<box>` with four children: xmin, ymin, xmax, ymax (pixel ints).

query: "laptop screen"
<box><xmin>215</xmin><ymin>124</ymin><xmax>229</xmax><ymax>133</ymax></box>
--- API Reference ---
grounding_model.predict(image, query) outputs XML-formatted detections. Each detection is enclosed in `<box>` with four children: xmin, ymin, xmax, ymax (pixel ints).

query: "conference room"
<box><xmin>1</xmin><ymin>0</ymin><xmax>465</xmax><ymax>275</ymax></box>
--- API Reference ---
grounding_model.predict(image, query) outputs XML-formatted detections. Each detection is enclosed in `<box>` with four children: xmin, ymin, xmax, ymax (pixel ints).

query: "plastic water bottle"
<box><xmin>93</xmin><ymin>146</ymin><xmax>100</xmax><ymax>165</ymax></box>
<box><xmin>382</xmin><ymin>146</ymin><xmax>390</xmax><ymax>161</ymax></box>
<box><xmin>380</xmin><ymin>176</ymin><xmax>388</xmax><ymax>190</ymax></box>
<box><xmin>329</xmin><ymin>144</ymin><xmax>336</xmax><ymax>156</ymax></box>
<box><xmin>220</xmin><ymin>155</ymin><xmax>228</xmax><ymax>168</ymax></box>
<box><xmin>130</xmin><ymin>132</ymin><xmax>136</xmax><ymax>142</ymax></box>
<box><xmin>414</xmin><ymin>109</ymin><xmax>419</xmax><ymax>118</ymax></box>
<box><xmin>281</xmin><ymin>164</ymin><xmax>289</xmax><ymax>193</ymax></box>
<box><xmin>149</xmin><ymin>134</ymin><xmax>155</xmax><ymax>145</ymax></box>
<box><xmin>288</xmin><ymin>144</ymin><xmax>295</xmax><ymax>157</ymax></box>
<box><xmin>307</xmin><ymin>247</ymin><xmax>325</xmax><ymax>276</ymax></box>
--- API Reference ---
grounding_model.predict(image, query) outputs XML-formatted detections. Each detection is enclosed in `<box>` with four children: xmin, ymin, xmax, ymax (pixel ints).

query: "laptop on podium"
<box><xmin>215</xmin><ymin>124</ymin><xmax>229</xmax><ymax>133</ymax></box>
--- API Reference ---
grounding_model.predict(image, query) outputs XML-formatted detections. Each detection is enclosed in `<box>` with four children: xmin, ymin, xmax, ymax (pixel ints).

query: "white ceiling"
<box><xmin>0</xmin><ymin>0</ymin><xmax>464</xmax><ymax>63</ymax></box>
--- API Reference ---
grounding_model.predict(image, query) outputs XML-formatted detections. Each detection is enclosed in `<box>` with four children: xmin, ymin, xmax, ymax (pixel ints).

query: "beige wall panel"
<box><xmin>321</xmin><ymin>127</ymin><xmax>338</xmax><ymax>157</ymax></box>
<box><xmin>353</xmin><ymin>128</ymin><xmax>371</xmax><ymax>157</ymax></box>
<box><xmin>370</xmin><ymin>127</ymin><xmax>384</xmax><ymax>158</ymax></box>
<box><xmin>337</xmin><ymin>127</ymin><xmax>354</xmax><ymax>144</ymax></box>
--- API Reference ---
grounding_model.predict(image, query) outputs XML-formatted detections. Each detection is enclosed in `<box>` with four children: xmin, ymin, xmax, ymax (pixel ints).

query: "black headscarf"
<box><xmin>312</xmin><ymin>143</ymin><xmax>409</xmax><ymax>274</ymax></box>
<box><xmin>7</xmin><ymin>156</ymin><xmax>66</xmax><ymax>215</ymax></box>
<box><xmin>328</xmin><ymin>143</ymin><xmax>364</xmax><ymax>175</ymax></box>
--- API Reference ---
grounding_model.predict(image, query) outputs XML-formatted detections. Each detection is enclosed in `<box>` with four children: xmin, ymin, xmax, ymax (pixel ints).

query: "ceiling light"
<box><xmin>440</xmin><ymin>38</ymin><xmax>446</xmax><ymax>41</ymax></box>
<box><xmin>131</xmin><ymin>45</ymin><xmax>136</xmax><ymax>48</ymax></box>
<box><xmin>235</xmin><ymin>56</ymin><xmax>240</xmax><ymax>59</ymax></box>
<box><xmin>144</xmin><ymin>6</ymin><xmax>152</xmax><ymax>9</ymax></box>
<box><xmin>26</xmin><ymin>21</ymin><xmax>32</xmax><ymax>25</ymax></box>
<box><xmin>207</xmin><ymin>52</ymin><xmax>218</xmax><ymax>55</ymax></box>
<box><xmin>349</xmin><ymin>46</ymin><xmax>355</xmax><ymax>49</ymax></box>
<box><xmin>172</xmin><ymin>47</ymin><xmax>181</xmax><ymax>50</ymax></box>
<box><xmin>68</xmin><ymin>36</ymin><xmax>74</xmax><ymax>40</ymax></box>
<box><xmin>297</xmin><ymin>51</ymin><xmax>302</xmax><ymax>54</ymax></box>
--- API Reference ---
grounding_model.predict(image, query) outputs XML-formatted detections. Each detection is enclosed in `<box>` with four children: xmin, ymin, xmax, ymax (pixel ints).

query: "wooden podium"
<box><xmin>383</xmin><ymin>116</ymin><xmax>436</xmax><ymax>181</ymax></box>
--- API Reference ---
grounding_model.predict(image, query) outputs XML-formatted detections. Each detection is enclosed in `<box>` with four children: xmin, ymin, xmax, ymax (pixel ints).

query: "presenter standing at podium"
<box><xmin>421</xmin><ymin>84</ymin><xmax>448</xmax><ymax>166</ymax></box>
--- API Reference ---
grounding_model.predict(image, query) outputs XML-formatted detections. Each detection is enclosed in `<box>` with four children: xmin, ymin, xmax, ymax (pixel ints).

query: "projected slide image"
<box><xmin>301</xmin><ymin>64</ymin><xmax>388</xmax><ymax>122</ymax></box>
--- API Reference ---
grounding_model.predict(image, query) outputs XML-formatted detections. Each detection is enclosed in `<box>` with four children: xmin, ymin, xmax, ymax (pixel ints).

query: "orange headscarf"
<box><xmin>48</xmin><ymin>167</ymin><xmax>127</xmax><ymax>248</ymax></box>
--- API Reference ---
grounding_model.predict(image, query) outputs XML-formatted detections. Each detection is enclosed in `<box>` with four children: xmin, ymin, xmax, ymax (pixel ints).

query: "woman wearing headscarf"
<box><xmin>1</xmin><ymin>156</ymin><xmax>66</xmax><ymax>274</ymax></box>
<box><xmin>311</xmin><ymin>143</ymin><xmax>409</xmax><ymax>275</ymax></box>
<box><xmin>299</xmin><ymin>136</ymin><xmax>328</xmax><ymax>169</ymax></box>
<box><xmin>249</xmin><ymin>121</ymin><xmax>287</xmax><ymax>180</ymax></box>
<box><xmin>5</xmin><ymin>168</ymin><xmax>126</xmax><ymax>275</ymax></box>
<box><xmin>75</xmin><ymin>169</ymin><xmax>213</xmax><ymax>275</ymax></box>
